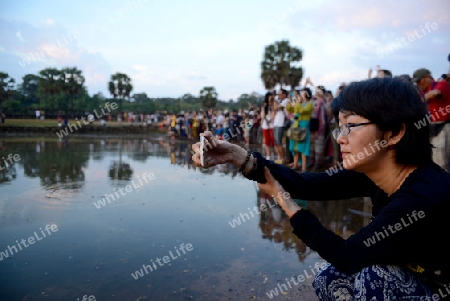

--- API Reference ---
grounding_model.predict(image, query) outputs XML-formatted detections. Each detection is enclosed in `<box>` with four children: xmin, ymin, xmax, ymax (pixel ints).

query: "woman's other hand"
<box><xmin>257</xmin><ymin>167</ymin><xmax>284</xmax><ymax>199</ymax></box>
<box><xmin>258</xmin><ymin>167</ymin><xmax>301</xmax><ymax>217</ymax></box>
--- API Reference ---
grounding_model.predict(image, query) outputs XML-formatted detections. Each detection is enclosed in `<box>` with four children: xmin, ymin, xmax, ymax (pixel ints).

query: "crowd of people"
<box><xmin>170</xmin><ymin>64</ymin><xmax>450</xmax><ymax>173</ymax></box>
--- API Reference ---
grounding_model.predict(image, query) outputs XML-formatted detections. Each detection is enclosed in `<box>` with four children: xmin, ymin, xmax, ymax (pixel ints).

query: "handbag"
<box><xmin>287</xmin><ymin>125</ymin><xmax>307</xmax><ymax>142</ymax></box>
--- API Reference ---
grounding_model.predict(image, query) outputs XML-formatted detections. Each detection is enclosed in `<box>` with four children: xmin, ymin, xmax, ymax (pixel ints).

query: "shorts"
<box><xmin>273</xmin><ymin>126</ymin><xmax>284</xmax><ymax>145</ymax></box>
<box><xmin>263</xmin><ymin>128</ymin><xmax>275</xmax><ymax>147</ymax></box>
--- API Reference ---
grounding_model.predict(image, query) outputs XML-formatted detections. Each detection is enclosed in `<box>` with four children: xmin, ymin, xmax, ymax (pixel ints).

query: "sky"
<box><xmin>0</xmin><ymin>0</ymin><xmax>449</xmax><ymax>101</ymax></box>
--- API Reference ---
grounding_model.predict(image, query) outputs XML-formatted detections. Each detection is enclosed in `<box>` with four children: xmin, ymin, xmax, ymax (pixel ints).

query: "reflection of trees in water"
<box><xmin>0</xmin><ymin>138</ymin><xmax>256</xmax><ymax>188</ymax></box>
<box><xmin>0</xmin><ymin>140</ymin><xmax>88</xmax><ymax>188</ymax></box>
<box><xmin>109</xmin><ymin>140</ymin><xmax>133</xmax><ymax>182</ymax></box>
<box><xmin>38</xmin><ymin>140</ymin><xmax>88</xmax><ymax>188</ymax></box>
<box><xmin>90</xmin><ymin>141</ymin><xmax>105</xmax><ymax>161</ymax></box>
<box><xmin>257</xmin><ymin>190</ymin><xmax>369</xmax><ymax>264</ymax></box>
<box><xmin>109</xmin><ymin>161</ymin><xmax>133</xmax><ymax>181</ymax></box>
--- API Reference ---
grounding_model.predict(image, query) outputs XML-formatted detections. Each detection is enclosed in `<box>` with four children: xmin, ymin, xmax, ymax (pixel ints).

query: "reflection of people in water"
<box><xmin>257</xmin><ymin>190</ymin><xmax>312</xmax><ymax>263</ymax></box>
<box><xmin>192</xmin><ymin>78</ymin><xmax>450</xmax><ymax>300</ymax></box>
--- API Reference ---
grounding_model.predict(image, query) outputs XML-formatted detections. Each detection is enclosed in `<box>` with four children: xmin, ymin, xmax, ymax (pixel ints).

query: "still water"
<box><xmin>0</xmin><ymin>135</ymin><xmax>370</xmax><ymax>301</ymax></box>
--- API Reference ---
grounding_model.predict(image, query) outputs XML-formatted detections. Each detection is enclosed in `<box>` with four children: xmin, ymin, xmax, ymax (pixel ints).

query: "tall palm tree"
<box><xmin>260</xmin><ymin>40</ymin><xmax>303</xmax><ymax>92</ymax></box>
<box><xmin>61</xmin><ymin>67</ymin><xmax>85</xmax><ymax>118</ymax></box>
<box><xmin>0</xmin><ymin>72</ymin><xmax>15</xmax><ymax>110</ymax></box>
<box><xmin>20</xmin><ymin>74</ymin><xmax>39</xmax><ymax>98</ymax></box>
<box><xmin>108</xmin><ymin>72</ymin><xmax>133</xmax><ymax>118</ymax></box>
<box><xmin>286</xmin><ymin>67</ymin><xmax>303</xmax><ymax>92</ymax></box>
<box><xmin>39</xmin><ymin>68</ymin><xmax>62</xmax><ymax>116</ymax></box>
<box><xmin>17</xmin><ymin>74</ymin><xmax>40</xmax><ymax>110</ymax></box>
<box><xmin>199</xmin><ymin>86</ymin><xmax>218</xmax><ymax>109</ymax></box>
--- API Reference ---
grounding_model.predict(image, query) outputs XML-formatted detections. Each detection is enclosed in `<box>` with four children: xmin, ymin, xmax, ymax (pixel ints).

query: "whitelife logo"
<box><xmin>363</xmin><ymin>210</ymin><xmax>425</xmax><ymax>247</ymax></box>
<box><xmin>56</xmin><ymin>102</ymin><xmax>118</xmax><ymax>139</ymax></box>
<box><xmin>265</xmin><ymin>262</ymin><xmax>328</xmax><ymax>298</ymax></box>
<box><xmin>326</xmin><ymin>139</ymin><xmax>388</xmax><ymax>176</ymax></box>
<box><xmin>18</xmin><ymin>31</ymin><xmax>80</xmax><ymax>67</ymax></box>
<box><xmin>131</xmin><ymin>243</ymin><xmax>193</xmax><ymax>280</ymax></box>
<box><xmin>377</xmin><ymin>22</ymin><xmax>439</xmax><ymax>58</ymax></box>
<box><xmin>228</xmin><ymin>199</ymin><xmax>278</xmax><ymax>228</ymax></box>
<box><xmin>93</xmin><ymin>172</ymin><xmax>155</xmax><ymax>209</ymax></box>
<box><xmin>0</xmin><ymin>224</ymin><xmax>58</xmax><ymax>261</ymax></box>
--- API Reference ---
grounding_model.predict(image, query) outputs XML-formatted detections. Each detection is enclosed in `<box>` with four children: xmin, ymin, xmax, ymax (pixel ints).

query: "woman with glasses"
<box><xmin>191</xmin><ymin>77</ymin><xmax>450</xmax><ymax>300</ymax></box>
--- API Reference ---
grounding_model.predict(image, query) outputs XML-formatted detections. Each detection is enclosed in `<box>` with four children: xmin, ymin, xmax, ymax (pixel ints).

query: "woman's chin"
<box><xmin>342</xmin><ymin>156</ymin><xmax>357</xmax><ymax>170</ymax></box>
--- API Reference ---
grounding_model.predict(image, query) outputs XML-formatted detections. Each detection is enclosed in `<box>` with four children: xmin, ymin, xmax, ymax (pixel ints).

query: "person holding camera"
<box><xmin>192</xmin><ymin>77</ymin><xmax>450</xmax><ymax>300</ymax></box>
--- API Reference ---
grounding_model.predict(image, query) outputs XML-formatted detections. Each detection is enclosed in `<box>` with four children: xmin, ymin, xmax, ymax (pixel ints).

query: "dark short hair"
<box><xmin>332</xmin><ymin>77</ymin><xmax>432</xmax><ymax>166</ymax></box>
<box><xmin>279</xmin><ymin>89</ymin><xmax>287</xmax><ymax>96</ymax></box>
<box><xmin>396</xmin><ymin>74</ymin><xmax>411</xmax><ymax>83</ymax></box>
<box><xmin>317</xmin><ymin>85</ymin><xmax>326</xmax><ymax>94</ymax></box>
<box><xmin>301</xmin><ymin>87</ymin><xmax>312</xmax><ymax>100</ymax></box>
<box><xmin>380</xmin><ymin>69</ymin><xmax>392</xmax><ymax>78</ymax></box>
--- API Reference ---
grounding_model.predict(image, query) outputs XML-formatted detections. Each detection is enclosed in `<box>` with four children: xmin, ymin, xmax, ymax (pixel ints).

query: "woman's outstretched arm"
<box><xmin>192</xmin><ymin>131</ymin><xmax>377</xmax><ymax>201</ymax></box>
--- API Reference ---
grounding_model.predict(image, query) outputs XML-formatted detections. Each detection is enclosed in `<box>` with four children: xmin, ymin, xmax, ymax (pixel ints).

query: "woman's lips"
<box><xmin>341</xmin><ymin>152</ymin><xmax>351</xmax><ymax>158</ymax></box>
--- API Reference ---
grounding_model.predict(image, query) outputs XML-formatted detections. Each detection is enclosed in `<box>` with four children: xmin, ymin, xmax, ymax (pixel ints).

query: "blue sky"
<box><xmin>0</xmin><ymin>0</ymin><xmax>449</xmax><ymax>100</ymax></box>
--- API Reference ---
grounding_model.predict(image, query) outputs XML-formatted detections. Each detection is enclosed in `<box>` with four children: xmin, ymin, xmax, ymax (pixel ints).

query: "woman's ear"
<box><xmin>383</xmin><ymin>123</ymin><xmax>406</xmax><ymax>148</ymax></box>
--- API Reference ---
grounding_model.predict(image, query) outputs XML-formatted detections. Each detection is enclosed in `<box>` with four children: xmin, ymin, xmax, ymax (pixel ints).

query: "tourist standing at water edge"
<box><xmin>261</xmin><ymin>92</ymin><xmax>275</xmax><ymax>160</ymax></box>
<box><xmin>305</xmin><ymin>78</ymin><xmax>328</xmax><ymax>170</ymax></box>
<box><xmin>192</xmin><ymin>78</ymin><xmax>450</xmax><ymax>300</ymax></box>
<box><xmin>273</xmin><ymin>89</ymin><xmax>289</xmax><ymax>164</ymax></box>
<box><xmin>412</xmin><ymin>68</ymin><xmax>450</xmax><ymax>172</ymax></box>
<box><xmin>286</xmin><ymin>88</ymin><xmax>313</xmax><ymax>172</ymax></box>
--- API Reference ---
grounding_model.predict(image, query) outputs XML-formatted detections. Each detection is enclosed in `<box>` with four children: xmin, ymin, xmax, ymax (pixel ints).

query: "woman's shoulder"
<box><xmin>395</xmin><ymin>161</ymin><xmax>450</xmax><ymax>205</ymax></box>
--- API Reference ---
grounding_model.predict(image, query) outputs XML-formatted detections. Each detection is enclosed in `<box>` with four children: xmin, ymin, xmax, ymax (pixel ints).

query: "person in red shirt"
<box><xmin>412</xmin><ymin>68</ymin><xmax>450</xmax><ymax>171</ymax></box>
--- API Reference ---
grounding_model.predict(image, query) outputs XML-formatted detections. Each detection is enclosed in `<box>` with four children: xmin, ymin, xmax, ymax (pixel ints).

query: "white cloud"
<box><xmin>16</xmin><ymin>30</ymin><xmax>25</xmax><ymax>42</ymax></box>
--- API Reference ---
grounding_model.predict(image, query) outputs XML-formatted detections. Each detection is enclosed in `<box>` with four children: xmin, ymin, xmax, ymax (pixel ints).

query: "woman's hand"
<box><xmin>258</xmin><ymin>167</ymin><xmax>301</xmax><ymax>217</ymax></box>
<box><xmin>191</xmin><ymin>131</ymin><xmax>235</xmax><ymax>168</ymax></box>
<box><xmin>257</xmin><ymin>167</ymin><xmax>285</xmax><ymax>199</ymax></box>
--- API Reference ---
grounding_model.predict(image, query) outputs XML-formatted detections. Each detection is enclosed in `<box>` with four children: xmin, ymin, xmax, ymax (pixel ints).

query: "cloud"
<box><xmin>16</xmin><ymin>30</ymin><xmax>25</xmax><ymax>42</ymax></box>
<box><xmin>0</xmin><ymin>18</ymin><xmax>112</xmax><ymax>94</ymax></box>
<box><xmin>312</xmin><ymin>0</ymin><xmax>450</xmax><ymax>31</ymax></box>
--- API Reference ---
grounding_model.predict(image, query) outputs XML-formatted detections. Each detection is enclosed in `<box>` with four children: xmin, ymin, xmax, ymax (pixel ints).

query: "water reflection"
<box><xmin>0</xmin><ymin>136</ymin><xmax>372</xmax><ymax>301</ymax></box>
<box><xmin>258</xmin><ymin>190</ymin><xmax>314</xmax><ymax>263</ymax></box>
<box><xmin>109</xmin><ymin>141</ymin><xmax>134</xmax><ymax>182</ymax></box>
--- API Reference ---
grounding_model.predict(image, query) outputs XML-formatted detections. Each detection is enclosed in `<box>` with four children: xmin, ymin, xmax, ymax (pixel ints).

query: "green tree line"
<box><xmin>0</xmin><ymin>39</ymin><xmax>303</xmax><ymax>118</ymax></box>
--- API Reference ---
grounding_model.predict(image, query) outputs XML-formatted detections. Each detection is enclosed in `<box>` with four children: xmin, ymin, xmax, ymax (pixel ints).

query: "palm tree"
<box><xmin>260</xmin><ymin>40</ymin><xmax>303</xmax><ymax>92</ymax></box>
<box><xmin>199</xmin><ymin>86</ymin><xmax>218</xmax><ymax>109</ymax></box>
<box><xmin>19</xmin><ymin>74</ymin><xmax>40</xmax><ymax>105</ymax></box>
<box><xmin>108</xmin><ymin>72</ymin><xmax>133</xmax><ymax>119</ymax></box>
<box><xmin>286</xmin><ymin>67</ymin><xmax>303</xmax><ymax>92</ymax></box>
<box><xmin>39</xmin><ymin>68</ymin><xmax>62</xmax><ymax>117</ymax></box>
<box><xmin>61</xmin><ymin>67</ymin><xmax>85</xmax><ymax>118</ymax></box>
<box><xmin>0</xmin><ymin>72</ymin><xmax>15</xmax><ymax>111</ymax></box>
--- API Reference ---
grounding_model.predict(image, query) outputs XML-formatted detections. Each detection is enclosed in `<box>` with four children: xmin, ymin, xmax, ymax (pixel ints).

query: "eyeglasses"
<box><xmin>332</xmin><ymin>122</ymin><xmax>374</xmax><ymax>140</ymax></box>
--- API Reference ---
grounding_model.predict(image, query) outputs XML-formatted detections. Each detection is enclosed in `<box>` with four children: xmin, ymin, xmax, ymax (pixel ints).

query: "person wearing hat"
<box><xmin>412</xmin><ymin>68</ymin><xmax>450</xmax><ymax>172</ymax></box>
